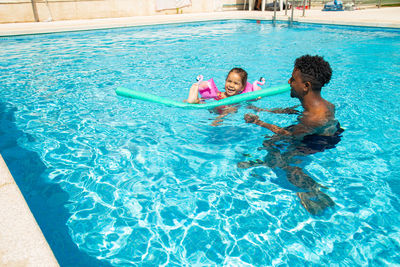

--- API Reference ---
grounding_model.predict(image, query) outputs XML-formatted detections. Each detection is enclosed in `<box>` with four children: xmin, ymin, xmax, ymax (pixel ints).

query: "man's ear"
<box><xmin>303</xmin><ymin>81</ymin><xmax>311</xmax><ymax>94</ymax></box>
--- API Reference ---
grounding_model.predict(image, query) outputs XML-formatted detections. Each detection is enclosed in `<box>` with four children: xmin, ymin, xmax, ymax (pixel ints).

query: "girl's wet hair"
<box><xmin>227</xmin><ymin>68</ymin><xmax>248</xmax><ymax>87</ymax></box>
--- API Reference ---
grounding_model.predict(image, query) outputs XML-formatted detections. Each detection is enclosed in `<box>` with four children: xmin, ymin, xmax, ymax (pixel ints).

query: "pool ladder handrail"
<box><xmin>258</xmin><ymin>0</ymin><xmax>306</xmax><ymax>26</ymax></box>
<box><xmin>273</xmin><ymin>0</ymin><xmax>295</xmax><ymax>25</ymax></box>
<box><xmin>288</xmin><ymin>0</ymin><xmax>307</xmax><ymax>26</ymax></box>
<box><xmin>275</xmin><ymin>0</ymin><xmax>295</xmax><ymax>25</ymax></box>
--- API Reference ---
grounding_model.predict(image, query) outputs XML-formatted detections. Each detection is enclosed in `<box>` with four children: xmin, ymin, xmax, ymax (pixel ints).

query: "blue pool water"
<box><xmin>1</xmin><ymin>20</ymin><xmax>400</xmax><ymax>266</ymax></box>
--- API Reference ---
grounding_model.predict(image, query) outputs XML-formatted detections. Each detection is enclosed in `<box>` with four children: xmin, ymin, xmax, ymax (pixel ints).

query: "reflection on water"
<box><xmin>0</xmin><ymin>20</ymin><xmax>399</xmax><ymax>266</ymax></box>
<box><xmin>0</xmin><ymin>102</ymin><xmax>111</xmax><ymax>267</ymax></box>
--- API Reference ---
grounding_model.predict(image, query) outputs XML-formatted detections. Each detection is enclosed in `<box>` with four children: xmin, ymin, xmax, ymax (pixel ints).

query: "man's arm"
<box><xmin>244</xmin><ymin>113</ymin><xmax>313</xmax><ymax>137</ymax></box>
<box><xmin>268</xmin><ymin>105</ymin><xmax>301</xmax><ymax>114</ymax></box>
<box><xmin>246</xmin><ymin>104</ymin><xmax>300</xmax><ymax>115</ymax></box>
<box><xmin>244</xmin><ymin>114</ymin><xmax>290</xmax><ymax>135</ymax></box>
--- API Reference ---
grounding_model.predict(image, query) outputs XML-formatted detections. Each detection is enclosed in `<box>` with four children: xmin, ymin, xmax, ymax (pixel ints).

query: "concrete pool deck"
<box><xmin>0</xmin><ymin>155</ymin><xmax>58</xmax><ymax>266</ymax></box>
<box><xmin>0</xmin><ymin>6</ymin><xmax>399</xmax><ymax>266</ymax></box>
<box><xmin>0</xmin><ymin>6</ymin><xmax>399</xmax><ymax>36</ymax></box>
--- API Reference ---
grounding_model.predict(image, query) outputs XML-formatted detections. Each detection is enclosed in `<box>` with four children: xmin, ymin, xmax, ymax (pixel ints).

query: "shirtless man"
<box><xmin>240</xmin><ymin>55</ymin><xmax>344</xmax><ymax>214</ymax></box>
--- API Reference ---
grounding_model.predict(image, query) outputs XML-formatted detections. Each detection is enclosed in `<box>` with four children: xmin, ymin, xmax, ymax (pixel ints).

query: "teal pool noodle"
<box><xmin>116</xmin><ymin>84</ymin><xmax>290</xmax><ymax>109</ymax></box>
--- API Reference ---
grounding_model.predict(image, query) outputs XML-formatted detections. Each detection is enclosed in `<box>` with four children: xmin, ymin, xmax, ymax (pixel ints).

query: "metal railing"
<box><xmin>241</xmin><ymin>0</ymin><xmax>400</xmax><ymax>11</ymax></box>
<box><xmin>266</xmin><ymin>0</ymin><xmax>400</xmax><ymax>24</ymax></box>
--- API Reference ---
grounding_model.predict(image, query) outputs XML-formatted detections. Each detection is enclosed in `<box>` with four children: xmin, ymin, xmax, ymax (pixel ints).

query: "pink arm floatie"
<box><xmin>198</xmin><ymin>78</ymin><xmax>221</xmax><ymax>100</ymax></box>
<box><xmin>242</xmin><ymin>77</ymin><xmax>266</xmax><ymax>93</ymax></box>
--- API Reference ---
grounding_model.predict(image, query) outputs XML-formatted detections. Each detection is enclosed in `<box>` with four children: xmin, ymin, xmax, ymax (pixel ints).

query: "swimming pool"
<box><xmin>1</xmin><ymin>20</ymin><xmax>399</xmax><ymax>266</ymax></box>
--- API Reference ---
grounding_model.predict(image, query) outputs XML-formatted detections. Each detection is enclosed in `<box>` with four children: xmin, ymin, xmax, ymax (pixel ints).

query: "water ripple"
<box><xmin>1</xmin><ymin>20</ymin><xmax>400</xmax><ymax>266</ymax></box>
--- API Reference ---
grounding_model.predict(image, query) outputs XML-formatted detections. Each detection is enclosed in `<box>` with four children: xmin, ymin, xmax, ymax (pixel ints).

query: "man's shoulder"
<box><xmin>300</xmin><ymin>111</ymin><xmax>330</xmax><ymax>128</ymax></box>
<box><xmin>309</xmin><ymin>100</ymin><xmax>335</xmax><ymax>123</ymax></box>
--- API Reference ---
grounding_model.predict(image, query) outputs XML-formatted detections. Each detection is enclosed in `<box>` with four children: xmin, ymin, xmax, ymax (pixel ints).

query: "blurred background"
<box><xmin>1</xmin><ymin>0</ymin><xmax>399</xmax><ymax>24</ymax></box>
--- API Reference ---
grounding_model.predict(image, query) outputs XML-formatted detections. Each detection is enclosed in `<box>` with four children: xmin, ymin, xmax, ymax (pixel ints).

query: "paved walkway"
<box><xmin>287</xmin><ymin>6</ymin><xmax>400</xmax><ymax>27</ymax></box>
<box><xmin>0</xmin><ymin>7</ymin><xmax>399</xmax><ymax>36</ymax></box>
<box><xmin>0</xmin><ymin>155</ymin><xmax>59</xmax><ymax>266</ymax></box>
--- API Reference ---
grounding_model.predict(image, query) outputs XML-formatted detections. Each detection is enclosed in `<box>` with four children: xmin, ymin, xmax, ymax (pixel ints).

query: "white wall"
<box><xmin>0</xmin><ymin>0</ymin><xmax>236</xmax><ymax>23</ymax></box>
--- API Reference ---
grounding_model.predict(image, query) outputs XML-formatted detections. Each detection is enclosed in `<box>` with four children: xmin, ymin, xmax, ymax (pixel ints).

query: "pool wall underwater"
<box><xmin>1</xmin><ymin>13</ymin><xmax>399</xmax><ymax>266</ymax></box>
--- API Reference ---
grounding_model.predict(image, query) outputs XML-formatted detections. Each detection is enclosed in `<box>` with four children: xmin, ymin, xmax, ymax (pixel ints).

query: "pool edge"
<box><xmin>0</xmin><ymin>10</ymin><xmax>399</xmax><ymax>265</ymax></box>
<box><xmin>0</xmin><ymin>9</ymin><xmax>399</xmax><ymax>37</ymax></box>
<box><xmin>0</xmin><ymin>154</ymin><xmax>59</xmax><ymax>266</ymax></box>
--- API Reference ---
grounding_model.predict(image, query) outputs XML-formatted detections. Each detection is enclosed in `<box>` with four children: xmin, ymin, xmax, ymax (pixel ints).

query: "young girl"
<box><xmin>185</xmin><ymin>68</ymin><xmax>262</xmax><ymax>126</ymax></box>
<box><xmin>185</xmin><ymin>68</ymin><xmax>255</xmax><ymax>104</ymax></box>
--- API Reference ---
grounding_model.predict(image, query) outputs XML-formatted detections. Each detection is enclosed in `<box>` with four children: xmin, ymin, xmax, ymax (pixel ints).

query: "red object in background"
<box><xmin>296</xmin><ymin>5</ymin><xmax>309</xmax><ymax>9</ymax></box>
<box><xmin>256</xmin><ymin>20</ymin><xmax>261</xmax><ymax>24</ymax></box>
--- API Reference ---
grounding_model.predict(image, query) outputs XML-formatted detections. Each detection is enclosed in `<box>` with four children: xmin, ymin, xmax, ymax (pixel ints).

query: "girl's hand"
<box><xmin>186</xmin><ymin>83</ymin><xmax>200</xmax><ymax>104</ymax></box>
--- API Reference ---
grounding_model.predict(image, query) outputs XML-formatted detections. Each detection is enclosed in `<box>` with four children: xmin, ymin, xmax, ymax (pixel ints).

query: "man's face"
<box><xmin>288</xmin><ymin>68</ymin><xmax>306</xmax><ymax>99</ymax></box>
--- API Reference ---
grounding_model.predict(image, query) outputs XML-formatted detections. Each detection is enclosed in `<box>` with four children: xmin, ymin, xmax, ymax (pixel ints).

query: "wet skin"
<box><xmin>239</xmin><ymin>68</ymin><xmax>341</xmax><ymax>215</ymax></box>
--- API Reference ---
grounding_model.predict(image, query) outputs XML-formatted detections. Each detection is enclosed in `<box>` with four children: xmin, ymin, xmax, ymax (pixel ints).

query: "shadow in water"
<box><xmin>238</xmin><ymin>120</ymin><xmax>344</xmax><ymax>215</ymax></box>
<box><xmin>0</xmin><ymin>102</ymin><xmax>111</xmax><ymax>267</ymax></box>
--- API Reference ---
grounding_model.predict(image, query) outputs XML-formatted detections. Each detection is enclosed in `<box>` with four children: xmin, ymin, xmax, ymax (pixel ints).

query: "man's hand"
<box><xmin>244</xmin><ymin>113</ymin><xmax>259</xmax><ymax>123</ymax></box>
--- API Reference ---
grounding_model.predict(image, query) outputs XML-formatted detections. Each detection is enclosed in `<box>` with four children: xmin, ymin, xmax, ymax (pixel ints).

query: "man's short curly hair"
<box><xmin>294</xmin><ymin>55</ymin><xmax>332</xmax><ymax>91</ymax></box>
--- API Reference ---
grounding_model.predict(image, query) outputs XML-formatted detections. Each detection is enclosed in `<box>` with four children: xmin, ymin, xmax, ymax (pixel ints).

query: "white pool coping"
<box><xmin>0</xmin><ymin>7</ymin><xmax>399</xmax><ymax>37</ymax></box>
<box><xmin>0</xmin><ymin>155</ymin><xmax>58</xmax><ymax>266</ymax></box>
<box><xmin>0</xmin><ymin>7</ymin><xmax>399</xmax><ymax>266</ymax></box>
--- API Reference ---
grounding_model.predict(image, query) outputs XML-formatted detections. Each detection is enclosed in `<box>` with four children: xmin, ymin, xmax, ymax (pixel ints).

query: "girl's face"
<box><xmin>225</xmin><ymin>72</ymin><xmax>245</xmax><ymax>96</ymax></box>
